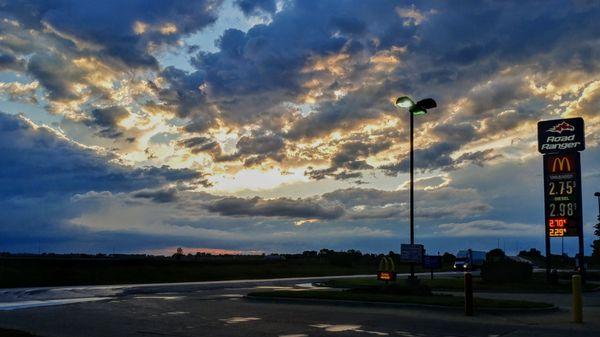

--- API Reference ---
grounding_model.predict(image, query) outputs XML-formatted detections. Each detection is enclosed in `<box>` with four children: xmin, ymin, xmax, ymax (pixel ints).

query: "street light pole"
<box><xmin>395</xmin><ymin>96</ymin><xmax>437</xmax><ymax>281</ymax></box>
<box><xmin>409</xmin><ymin>110</ymin><xmax>415</xmax><ymax>278</ymax></box>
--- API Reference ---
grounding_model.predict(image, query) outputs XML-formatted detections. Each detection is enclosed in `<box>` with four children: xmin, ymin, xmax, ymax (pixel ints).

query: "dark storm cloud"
<box><xmin>155</xmin><ymin>67</ymin><xmax>216</xmax><ymax>132</ymax></box>
<box><xmin>179</xmin><ymin>136</ymin><xmax>222</xmax><ymax>155</ymax></box>
<box><xmin>235</xmin><ymin>133</ymin><xmax>286</xmax><ymax>166</ymax></box>
<box><xmin>178</xmin><ymin>132</ymin><xmax>286</xmax><ymax>166</ymax></box>
<box><xmin>86</xmin><ymin>106</ymin><xmax>130</xmax><ymax>139</ymax></box>
<box><xmin>2</xmin><ymin>0</ymin><xmax>600</xmax><ymax>255</ymax></box>
<box><xmin>0</xmin><ymin>112</ymin><xmax>213</xmax><ymax>252</ymax></box>
<box><xmin>321</xmin><ymin>186</ymin><xmax>483</xmax><ymax>208</ymax></box>
<box><xmin>379</xmin><ymin>142</ymin><xmax>456</xmax><ymax>175</ymax></box>
<box><xmin>235</xmin><ymin>0</ymin><xmax>277</xmax><ymax>16</ymax></box>
<box><xmin>0</xmin><ymin>0</ymin><xmax>222</xmax><ymax>68</ymax></box>
<box><xmin>133</xmin><ymin>188</ymin><xmax>178</xmax><ymax>203</ymax></box>
<box><xmin>378</xmin><ymin>118</ymin><xmax>503</xmax><ymax>176</ymax></box>
<box><xmin>182</xmin><ymin>0</ymin><xmax>407</xmax><ymax>129</ymax></box>
<box><xmin>140</xmin><ymin>0</ymin><xmax>600</xmax><ymax>172</ymax></box>
<box><xmin>26</xmin><ymin>53</ymin><xmax>80</xmax><ymax>101</ymax></box>
<box><xmin>454</xmin><ymin>149</ymin><xmax>502</xmax><ymax>168</ymax></box>
<box><xmin>284</xmin><ymin>74</ymin><xmax>392</xmax><ymax>142</ymax></box>
<box><xmin>379</xmin><ymin>142</ymin><xmax>502</xmax><ymax>175</ymax></box>
<box><xmin>0</xmin><ymin>112</ymin><xmax>206</xmax><ymax>198</ymax></box>
<box><xmin>0</xmin><ymin>52</ymin><xmax>24</xmax><ymax>71</ymax></box>
<box><xmin>206</xmin><ymin>196</ymin><xmax>345</xmax><ymax>219</ymax></box>
<box><xmin>305</xmin><ymin>138</ymin><xmax>392</xmax><ymax>180</ymax></box>
<box><xmin>320</xmin><ymin>185</ymin><xmax>491</xmax><ymax>220</ymax></box>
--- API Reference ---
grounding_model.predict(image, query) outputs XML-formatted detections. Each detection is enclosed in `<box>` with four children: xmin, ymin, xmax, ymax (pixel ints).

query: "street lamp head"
<box><xmin>416</xmin><ymin>98</ymin><xmax>437</xmax><ymax>110</ymax></box>
<box><xmin>409</xmin><ymin>105</ymin><xmax>427</xmax><ymax>116</ymax></box>
<box><xmin>395</xmin><ymin>96</ymin><xmax>414</xmax><ymax>108</ymax></box>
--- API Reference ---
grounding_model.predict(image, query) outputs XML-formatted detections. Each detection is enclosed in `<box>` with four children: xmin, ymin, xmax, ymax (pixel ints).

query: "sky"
<box><xmin>1</xmin><ymin>0</ymin><xmax>599</xmax><ymax>256</ymax></box>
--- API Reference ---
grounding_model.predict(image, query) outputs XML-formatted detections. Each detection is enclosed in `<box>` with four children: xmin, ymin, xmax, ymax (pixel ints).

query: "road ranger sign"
<box><xmin>538</xmin><ymin>117</ymin><xmax>585</xmax><ymax>153</ymax></box>
<box><xmin>543</xmin><ymin>152</ymin><xmax>582</xmax><ymax>237</ymax></box>
<box><xmin>538</xmin><ymin>117</ymin><xmax>585</xmax><ymax>281</ymax></box>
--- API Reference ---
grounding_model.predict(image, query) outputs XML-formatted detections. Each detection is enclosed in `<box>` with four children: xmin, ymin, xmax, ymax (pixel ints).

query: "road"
<box><xmin>0</xmin><ymin>273</ymin><xmax>598</xmax><ymax>337</ymax></box>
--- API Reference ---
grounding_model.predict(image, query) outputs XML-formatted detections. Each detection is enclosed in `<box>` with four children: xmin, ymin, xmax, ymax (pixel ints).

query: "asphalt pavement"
<box><xmin>0</xmin><ymin>273</ymin><xmax>598</xmax><ymax>337</ymax></box>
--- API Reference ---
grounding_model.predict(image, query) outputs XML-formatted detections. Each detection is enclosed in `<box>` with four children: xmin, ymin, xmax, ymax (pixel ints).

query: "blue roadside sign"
<box><xmin>400</xmin><ymin>244</ymin><xmax>424</xmax><ymax>263</ymax></box>
<box><xmin>423</xmin><ymin>255</ymin><xmax>442</xmax><ymax>269</ymax></box>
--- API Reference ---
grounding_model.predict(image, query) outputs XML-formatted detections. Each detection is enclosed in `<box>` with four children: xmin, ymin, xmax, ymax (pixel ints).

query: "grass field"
<box><xmin>0</xmin><ymin>256</ymin><xmax>384</xmax><ymax>288</ymax></box>
<box><xmin>248</xmin><ymin>289</ymin><xmax>554</xmax><ymax>309</ymax></box>
<box><xmin>323</xmin><ymin>273</ymin><xmax>599</xmax><ymax>293</ymax></box>
<box><xmin>0</xmin><ymin>328</ymin><xmax>37</xmax><ymax>337</ymax></box>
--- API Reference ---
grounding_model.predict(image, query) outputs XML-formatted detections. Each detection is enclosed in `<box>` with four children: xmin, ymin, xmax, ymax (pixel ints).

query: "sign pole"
<box><xmin>543</xmin><ymin>154</ymin><xmax>551</xmax><ymax>282</ymax></box>
<box><xmin>545</xmin><ymin>225</ymin><xmax>551</xmax><ymax>282</ymax></box>
<box><xmin>577</xmin><ymin>163</ymin><xmax>585</xmax><ymax>279</ymax></box>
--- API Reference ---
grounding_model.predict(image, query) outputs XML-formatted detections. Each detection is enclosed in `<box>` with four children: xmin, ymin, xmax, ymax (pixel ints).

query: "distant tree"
<box><xmin>318</xmin><ymin>248</ymin><xmax>334</xmax><ymax>256</ymax></box>
<box><xmin>172</xmin><ymin>247</ymin><xmax>184</xmax><ymax>260</ymax></box>
<box><xmin>347</xmin><ymin>249</ymin><xmax>362</xmax><ymax>257</ymax></box>
<box><xmin>518</xmin><ymin>248</ymin><xmax>542</xmax><ymax>259</ymax></box>
<box><xmin>302</xmin><ymin>250</ymin><xmax>318</xmax><ymax>257</ymax></box>
<box><xmin>442</xmin><ymin>252</ymin><xmax>456</xmax><ymax>265</ymax></box>
<box><xmin>486</xmin><ymin>248</ymin><xmax>505</xmax><ymax>262</ymax></box>
<box><xmin>592</xmin><ymin>217</ymin><xmax>600</xmax><ymax>261</ymax></box>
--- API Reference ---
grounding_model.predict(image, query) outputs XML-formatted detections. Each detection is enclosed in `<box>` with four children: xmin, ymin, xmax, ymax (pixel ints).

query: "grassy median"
<box><xmin>322</xmin><ymin>274</ymin><xmax>599</xmax><ymax>293</ymax></box>
<box><xmin>248</xmin><ymin>289</ymin><xmax>553</xmax><ymax>309</ymax></box>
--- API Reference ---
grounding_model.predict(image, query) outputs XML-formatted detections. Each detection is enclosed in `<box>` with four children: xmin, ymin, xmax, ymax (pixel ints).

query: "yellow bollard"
<box><xmin>572</xmin><ymin>274</ymin><xmax>582</xmax><ymax>323</ymax></box>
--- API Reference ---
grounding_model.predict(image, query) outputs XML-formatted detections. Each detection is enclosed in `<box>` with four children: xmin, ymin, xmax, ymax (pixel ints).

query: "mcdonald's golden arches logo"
<box><xmin>550</xmin><ymin>156</ymin><xmax>573</xmax><ymax>173</ymax></box>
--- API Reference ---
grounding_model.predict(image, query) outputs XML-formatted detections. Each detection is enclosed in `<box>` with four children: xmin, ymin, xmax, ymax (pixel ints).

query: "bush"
<box><xmin>481</xmin><ymin>259</ymin><xmax>533</xmax><ymax>283</ymax></box>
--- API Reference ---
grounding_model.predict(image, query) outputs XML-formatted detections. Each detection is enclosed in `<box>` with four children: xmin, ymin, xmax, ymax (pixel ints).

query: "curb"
<box><xmin>245</xmin><ymin>295</ymin><xmax>559</xmax><ymax>313</ymax></box>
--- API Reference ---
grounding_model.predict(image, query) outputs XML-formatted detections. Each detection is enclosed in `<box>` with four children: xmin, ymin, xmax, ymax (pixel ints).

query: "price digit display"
<box><xmin>543</xmin><ymin>153</ymin><xmax>582</xmax><ymax>237</ymax></box>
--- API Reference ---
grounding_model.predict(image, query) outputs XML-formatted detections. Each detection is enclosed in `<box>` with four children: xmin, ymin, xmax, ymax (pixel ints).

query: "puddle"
<box><xmin>311</xmin><ymin>324</ymin><xmax>389</xmax><ymax>335</ymax></box>
<box><xmin>0</xmin><ymin>297</ymin><xmax>112</xmax><ymax>311</ymax></box>
<box><xmin>395</xmin><ymin>332</ymin><xmax>420</xmax><ymax>337</ymax></box>
<box><xmin>220</xmin><ymin>316</ymin><xmax>261</xmax><ymax>324</ymax></box>
<box><xmin>253</xmin><ymin>286</ymin><xmax>295</xmax><ymax>290</ymax></box>
<box><xmin>163</xmin><ymin>311</ymin><xmax>189</xmax><ymax>315</ymax></box>
<box><xmin>134</xmin><ymin>296</ymin><xmax>182</xmax><ymax>300</ymax></box>
<box><xmin>311</xmin><ymin>324</ymin><xmax>362</xmax><ymax>332</ymax></box>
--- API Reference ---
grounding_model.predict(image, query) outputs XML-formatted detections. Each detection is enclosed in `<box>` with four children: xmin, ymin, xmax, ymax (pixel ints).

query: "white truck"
<box><xmin>453</xmin><ymin>249</ymin><xmax>486</xmax><ymax>270</ymax></box>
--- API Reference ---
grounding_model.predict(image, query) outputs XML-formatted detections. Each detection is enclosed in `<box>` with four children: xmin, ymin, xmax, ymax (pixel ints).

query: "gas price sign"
<box><xmin>543</xmin><ymin>152</ymin><xmax>582</xmax><ymax>237</ymax></box>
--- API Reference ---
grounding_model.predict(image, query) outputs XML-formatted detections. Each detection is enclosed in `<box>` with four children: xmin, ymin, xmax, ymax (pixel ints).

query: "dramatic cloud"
<box><xmin>0</xmin><ymin>113</ymin><xmax>206</xmax><ymax>197</ymax></box>
<box><xmin>1</xmin><ymin>0</ymin><xmax>222</xmax><ymax>68</ymax></box>
<box><xmin>0</xmin><ymin>112</ymin><xmax>208</xmax><ymax>250</ymax></box>
<box><xmin>206</xmin><ymin>196</ymin><xmax>344</xmax><ymax>219</ymax></box>
<box><xmin>1</xmin><ymin>0</ymin><xmax>599</xmax><ymax>254</ymax></box>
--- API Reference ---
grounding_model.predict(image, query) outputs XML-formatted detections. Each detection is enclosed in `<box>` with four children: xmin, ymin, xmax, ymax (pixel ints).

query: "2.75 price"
<box><xmin>548</xmin><ymin>181</ymin><xmax>575</xmax><ymax>195</ymax></box>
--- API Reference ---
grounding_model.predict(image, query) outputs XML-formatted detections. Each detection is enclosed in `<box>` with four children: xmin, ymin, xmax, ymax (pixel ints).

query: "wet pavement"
<box><xmin>0</xmin><ymin>274</ymin><xmax>598</xmax><ymax>337</ymax></box>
